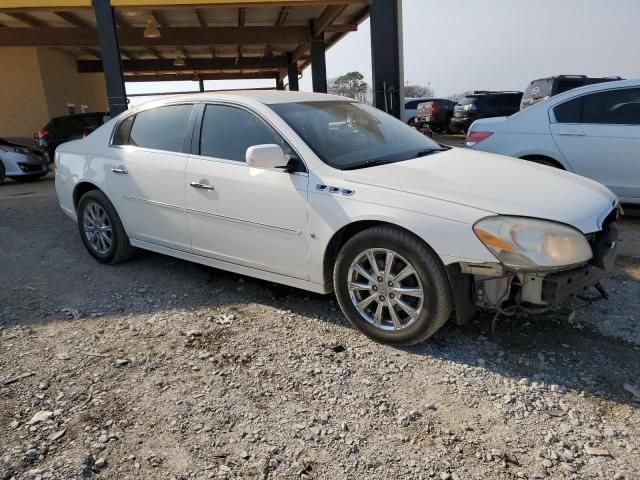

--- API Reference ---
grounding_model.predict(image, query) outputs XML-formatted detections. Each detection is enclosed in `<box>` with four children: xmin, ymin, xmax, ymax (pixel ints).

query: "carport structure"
<box><xmin>0</xmin><ymin>0</ymin><xmax>404</xmax><ymax>118</ymax></box>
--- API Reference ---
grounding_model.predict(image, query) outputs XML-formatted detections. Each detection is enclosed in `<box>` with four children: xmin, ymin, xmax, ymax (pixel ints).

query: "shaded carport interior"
<box><xmin>0</xmin><ymin>0</ymin><xmax>404</xmax><ymax>118</ymax></box>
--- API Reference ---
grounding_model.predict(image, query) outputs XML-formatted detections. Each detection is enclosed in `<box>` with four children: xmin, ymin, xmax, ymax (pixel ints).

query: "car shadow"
<box><xmin>181</xmin><ymin>253</ymin><xmax>640</xmax><ymax>410</ymax></box>
<box><xmin>2</xmin><ymin>193</ymin><xmax>639</xmax><ymax>412</ymax></box>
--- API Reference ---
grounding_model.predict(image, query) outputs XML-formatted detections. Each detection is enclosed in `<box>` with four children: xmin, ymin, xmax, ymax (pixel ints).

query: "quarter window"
<box><xmin>554</xmin><ymin>88</ymin><xmax>640</xmax><ymax>125</ymax></box>
<box><xmin>199</xmin><ymin>104</ymin><xmax>289</xmax><ymax>162</ymax></box>
<box><xmin>115</xmin><ymin>104</ymin><xmax>194</xmax><ymax>152</ymax></box>
<box><xmin>553</xmin><ymin>97</ymin><xmax>582</xmax><ymax>123</ymax></box>
<box><xmin>113</xmin><ymin>115</ymin><xmax>134</xmax><ymax>145</ymax></box>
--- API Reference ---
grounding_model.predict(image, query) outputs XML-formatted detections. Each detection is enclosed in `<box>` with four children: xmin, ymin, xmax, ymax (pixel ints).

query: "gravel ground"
<box><xmin>1</xmin><ymin>175</ymin><xmax>639</xmax><ymax>480</ymax></box>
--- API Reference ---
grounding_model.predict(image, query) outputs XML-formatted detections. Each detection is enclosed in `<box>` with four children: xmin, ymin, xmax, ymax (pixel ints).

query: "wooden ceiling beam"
<box><xmin>0</xmin><ymin>26</ymin><xmax>309</xmax><ymax>47</ymax></box>
<box><xmin>124</xmin><ymin>71</ymin><xmax>277</xmax><ymax>82</ymax></box>
<box><xmin>151</xmin><ymin>10</ymin><xmax>167</xmax><ymax>27</ymax></box>
<box><xmin>324</xmin><ymin>23</ymin><xmax>356</xmax><ymax>33</ymax></box>
<box><xmin>194</xmin><ymin>9</ymin><xmax>216</xmax><ymax>58</ymax></box>
<box><xmin>53</xmin><ymin>11</ymin><xmax>91</xmax><ymax>28</ymax></box>
<box><xmin>5</xmin><ymin>12</ymin><xmax>46</xmax><ymax>28</ymax></box>
<box><xmin>275</xmin><ymin>6</ymin><xmax>291</xmax><ymax>26</ymax></box>
<box><xmin>78</xmin><ymin>56</ymin><xmax>289</xmax><ymax>73</ymax></box>
<box><xmin>312</xmin><ymin>4</ymin><xmax>347</xmax><ymax>36</ymax></box>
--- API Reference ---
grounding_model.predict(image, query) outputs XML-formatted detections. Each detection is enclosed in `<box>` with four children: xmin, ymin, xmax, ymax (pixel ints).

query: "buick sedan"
<box><xmin>55</xmin><ymin>92</ymin><xmax>619</xmax><ymax>345</ymax></box>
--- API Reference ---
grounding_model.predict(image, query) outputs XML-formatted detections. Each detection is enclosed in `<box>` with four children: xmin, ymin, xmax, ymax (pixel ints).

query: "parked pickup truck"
<box><xmin>414</xmin><ymin>99</ymin><xmax>457</xmax><ymax>133</ymax></box>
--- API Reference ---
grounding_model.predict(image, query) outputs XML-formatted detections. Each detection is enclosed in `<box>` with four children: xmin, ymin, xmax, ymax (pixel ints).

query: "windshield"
<box><xmin>524</xmin><ymin>79</ymin><xmax>552</xmax><ymax>100</ymax></box>
<box><xmin>269</xmin><ymin>101</ymin><xmax>442</xmax><ymax>170</ymax></box>
<box><xmin>458</xmin><ymin>96</ymin><xmax>478</xmax><ymax>106</ymax></box>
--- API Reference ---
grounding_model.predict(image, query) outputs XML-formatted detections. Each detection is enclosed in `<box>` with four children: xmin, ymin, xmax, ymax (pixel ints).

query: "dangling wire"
<box><xmin>491</xmin><ymin>304</ymin><xmax>519</xmax><ymax>341</ymax></box>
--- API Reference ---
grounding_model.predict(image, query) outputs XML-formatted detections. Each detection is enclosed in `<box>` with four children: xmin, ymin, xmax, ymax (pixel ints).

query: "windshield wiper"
<box><xmin>413</xmin><ymin>148</ymin><xmax>445</xmax><ymax>158</ymax></box>
<box><xmin>342</xmin><ymin>159</ymin><xmax>397</xmax><ymax>170</ymax></box>
<box><xmin>342</xmin><ymin>148</ymin><xmax>446</xmax><ymax>170</ymax></box>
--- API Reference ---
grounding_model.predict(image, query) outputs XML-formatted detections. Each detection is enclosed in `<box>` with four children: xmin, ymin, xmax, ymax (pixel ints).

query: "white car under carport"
<box><xmin>466</xmin><ymin>79</ymin><xmax>640</xmax><ymax>205</ymax></box>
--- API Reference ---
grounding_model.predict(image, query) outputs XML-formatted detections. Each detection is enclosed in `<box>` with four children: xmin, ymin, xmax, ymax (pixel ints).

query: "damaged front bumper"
<box><xmin>449</xmin><ymin>209</ymin><xmax>620</xmax><ymax>323</ymax></box>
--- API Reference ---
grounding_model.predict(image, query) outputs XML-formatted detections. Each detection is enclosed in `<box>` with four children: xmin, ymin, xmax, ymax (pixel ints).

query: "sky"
<box><xmin>126</xmin><ymin>0</ymin><xmax>640</xmax><ymax>105</ymax></box>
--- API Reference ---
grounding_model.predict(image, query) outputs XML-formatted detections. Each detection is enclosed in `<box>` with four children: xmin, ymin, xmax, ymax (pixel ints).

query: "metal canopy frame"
<box><xmin>0</xmin><ymin>0</ymin><xmax>403</xmax><ymax>118</ymax></box>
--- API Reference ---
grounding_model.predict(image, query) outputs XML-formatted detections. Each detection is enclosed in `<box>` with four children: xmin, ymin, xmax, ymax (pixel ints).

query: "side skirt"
<box><xmin>129</xmin><ymin>239</ymin><xmax>329</xmax><ymax>295</ymax></box>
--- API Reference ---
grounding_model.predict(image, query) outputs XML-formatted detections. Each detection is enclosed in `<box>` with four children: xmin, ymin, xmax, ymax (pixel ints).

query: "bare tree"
<box><xmin>447</xmin><ymin>92</ymin><xmax>467</xmax><ymax>102</ymax></box>
<box><xmin>404</xmin><ymin>84</ymin><xmax>435</xmax><ymax>98</ymax></box>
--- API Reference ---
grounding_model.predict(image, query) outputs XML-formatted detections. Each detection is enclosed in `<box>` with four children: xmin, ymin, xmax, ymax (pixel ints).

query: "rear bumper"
<box><xmin>450</xmin><ymin>116</ymin><xmax>473</xmax><ymax>129</ymax></box>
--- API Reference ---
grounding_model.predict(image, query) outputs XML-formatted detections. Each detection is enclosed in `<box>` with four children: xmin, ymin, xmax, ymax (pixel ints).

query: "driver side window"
<box><xmin>199</xmin><ymin>104</ymin><xmax>295</xmax><ymax>162</ymax></box>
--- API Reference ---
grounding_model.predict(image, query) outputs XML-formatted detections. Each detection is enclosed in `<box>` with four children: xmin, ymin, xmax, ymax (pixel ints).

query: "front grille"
<box><xmin>18</xmin><ymin>163</ymin><xmax>45</xmax><ymax>172</ymax></box>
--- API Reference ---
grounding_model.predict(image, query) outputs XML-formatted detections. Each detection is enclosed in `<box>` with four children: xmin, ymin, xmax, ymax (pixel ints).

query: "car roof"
<box><xmin>546</xmin><ymin>78</ymin><xmax>639</xmax><ymax>103</ymax></box>
<box><xmin>138</xmin><ymin>90</ymin><xmax>350</xmax><ymax>108</ymax></box>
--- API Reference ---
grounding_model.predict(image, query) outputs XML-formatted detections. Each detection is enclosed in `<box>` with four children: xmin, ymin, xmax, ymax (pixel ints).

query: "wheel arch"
<box><xmin>322</xmin><ymin>220</ymin><xmax>448</xmax><ymax>291</ymax></box>
<box><xmin>73</xmin><ymin>181</ymin><xmax>102</xmax><ymax>210</ymax></box>
<box><xmin>322</xmin><ymin>219</ymin><xmax>476</xmax><ymax>325</ymax></box>
<box><xmin>519</xmin><ymin>154</ymin><xmax>566</xmax><ymax>170</ymax></box>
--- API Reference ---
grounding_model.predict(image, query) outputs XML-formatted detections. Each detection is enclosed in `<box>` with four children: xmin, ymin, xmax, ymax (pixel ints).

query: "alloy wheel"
<box><xmin>83</xmin><ymin>202</ymin><xmax>113</xmax><ymax>255</ymax></box>
<box><xmin>347</xmin><ymin>248</ymin><xmax>425</xmax><ymax>331</ymax></box>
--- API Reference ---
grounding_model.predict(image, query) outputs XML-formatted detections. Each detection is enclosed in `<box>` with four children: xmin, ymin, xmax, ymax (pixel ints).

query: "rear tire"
<box><xmin>77</xmin><ymin>190</ymin><xmax>136</xmax><ymax>264</ymax></box>
<box><xmin>446</xmin><ymin>119</ymin><xmax>460</xmax><ymax>134</ymax></box>
<box><xmin>0</xmin><ymin>162</ymin><xmax>5</xmax><ymax>185</ymax></box>
<box><xmin>333</xmin><ymin>226</ymin><xmax>453</xmax><ymax>346</ymax></box>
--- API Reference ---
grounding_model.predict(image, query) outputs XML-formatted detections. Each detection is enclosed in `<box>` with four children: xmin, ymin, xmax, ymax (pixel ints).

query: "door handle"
<box><xmin>110</xmin><ymin>167</ymin><xmax>128</xmax><ymax>174</ymax></box>
<box><xmin>190</xmin><ymin>181</ymin><xmax>215</xmax><ymax>191</ymax></box>
<box><xmin>555</xmin><ymin>128</ymin><xmax>585</xmax><ymax>136</ymax></box>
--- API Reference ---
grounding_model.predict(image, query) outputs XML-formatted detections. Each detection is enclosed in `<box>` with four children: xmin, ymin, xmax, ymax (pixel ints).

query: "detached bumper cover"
<box><xmin>541</xmin><ymin>218</ymin><xmax>619</xmax><ymax>304</ymax></box>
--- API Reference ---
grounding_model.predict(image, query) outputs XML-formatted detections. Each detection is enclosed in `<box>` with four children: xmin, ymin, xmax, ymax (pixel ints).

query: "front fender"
<box><xmin>307</xmin><ymin>184</ymin><xmax>497</xmax><ymax>286</ymax></box>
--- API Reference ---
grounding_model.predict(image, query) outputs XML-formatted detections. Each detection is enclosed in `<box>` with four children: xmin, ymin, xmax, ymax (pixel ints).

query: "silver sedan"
<box><xmin>0</xmin><ymin>138</ymin><xmax>49</xmax><ymax>184</ymax></box>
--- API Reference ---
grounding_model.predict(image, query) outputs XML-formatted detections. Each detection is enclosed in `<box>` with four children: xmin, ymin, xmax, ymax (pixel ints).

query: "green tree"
<box><xmin>328</xmin><ymin>71</ymin><xmax>369</xmax><ymax>102</ymax></box>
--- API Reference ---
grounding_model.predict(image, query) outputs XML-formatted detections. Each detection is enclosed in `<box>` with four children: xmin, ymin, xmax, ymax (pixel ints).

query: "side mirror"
<box><xmin>246</xmin><ymin>144</ymin><xmax>286</xmax><ymax>169</ymax></box>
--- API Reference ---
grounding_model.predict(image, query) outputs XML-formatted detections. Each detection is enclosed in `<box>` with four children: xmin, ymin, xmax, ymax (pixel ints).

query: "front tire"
<box><xmin>77</xmin><ymin>190</ymin><xmax>135</xmax><ymax>264</ymax></box>
<box><xmin>333</xmin><ymin>226</ymin><xmax>453</xmax><ymax>346</ymax></box>
<box><xmin>0</xmin><ymin>162</ymin><xmax>5</xmax><ymax>185</ymax></box>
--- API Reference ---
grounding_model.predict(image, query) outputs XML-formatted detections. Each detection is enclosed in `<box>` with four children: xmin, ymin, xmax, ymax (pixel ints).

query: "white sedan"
<box><xmin>55</xmin><ymin>91</ymin><xmax>620</xmax><ymax>345</ymax></box>
<box><xmin>466</xmin><ymin>79</ymin><xmax>640</xmax><ymax>205</ymax></box>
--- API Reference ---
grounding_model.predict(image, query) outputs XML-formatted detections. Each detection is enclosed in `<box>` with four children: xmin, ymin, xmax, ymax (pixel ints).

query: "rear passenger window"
<box><xmin>554</xmin><ymin>88</ymin><xmax>640</xmax><ymax>125</ymax></box>
<box><xmin>120</xmin><ymin>104</ymin><xmax>193</xmax><ymax>152</ymax></box>
<box><xmin>582</xmin><ymin>88</ymin><xmax>640</xmax><ymax>125</ymax></box>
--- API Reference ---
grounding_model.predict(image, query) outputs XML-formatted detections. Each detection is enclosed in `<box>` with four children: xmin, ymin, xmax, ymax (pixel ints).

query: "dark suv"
<box><xmin>36</xmin><ymin>112</ymin><xmax>106</xmax><ymax>162</ymax></box>
<box><xmin>520</xmin><ymin>75</ymin><xmax>623</xmax><ymax>110</ymax></box>
<box><xmin>450</xmin><ymin>91</ymin><xmax>522</xmax><ymax>132</ymax></box>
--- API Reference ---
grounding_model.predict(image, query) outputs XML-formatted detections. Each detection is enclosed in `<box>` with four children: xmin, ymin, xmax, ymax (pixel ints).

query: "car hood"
<box><xmin>342</xmin><ymin>148</ymin><xmax>617</xmax><ymax>233</ymax></box>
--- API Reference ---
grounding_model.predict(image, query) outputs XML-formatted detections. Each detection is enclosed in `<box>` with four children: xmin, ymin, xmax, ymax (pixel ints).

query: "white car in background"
<box><xmin>55</xmin><ymin>91</ymin><xmax>619</xmax><ymax>346</ymax></box>
<box><xmin>467</xmin><ymin>80</ymin><xmax>640</xmax><ymax>204</ymax></box>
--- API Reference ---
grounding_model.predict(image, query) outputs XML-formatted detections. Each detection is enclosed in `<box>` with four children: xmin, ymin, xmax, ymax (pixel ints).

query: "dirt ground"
<box><xmin>1</xmin><ymin>170</ymin><xmax>639</xmax><ymax>480</ymax></box>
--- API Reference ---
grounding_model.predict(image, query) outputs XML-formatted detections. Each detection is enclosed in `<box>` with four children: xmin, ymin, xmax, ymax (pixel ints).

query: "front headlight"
<box><xmin>473</xmin><ymin>216</ymin><xmax>592</xmax><ymax>270</ymax></box>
